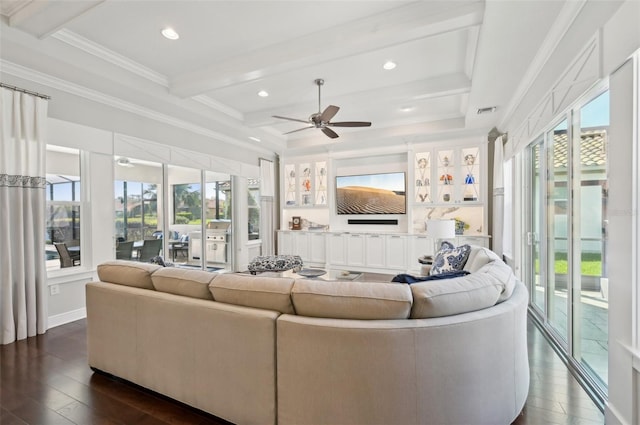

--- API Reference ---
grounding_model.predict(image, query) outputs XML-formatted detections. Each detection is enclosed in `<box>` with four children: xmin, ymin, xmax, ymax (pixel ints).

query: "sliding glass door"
<box><xmin>525</xmin><ymin>88</ymin><xmax>609</xmax><ymax>398</ymax></box>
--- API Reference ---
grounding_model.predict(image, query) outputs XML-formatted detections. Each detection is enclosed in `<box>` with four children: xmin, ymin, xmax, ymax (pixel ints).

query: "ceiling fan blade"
<box><xmin>322</xmin><ymin>127</ymin><xmax>339</xmax><ymax>139</ymax></box>
<box><xmin>273</xmin><ymin>115</ymin><xmax>310</xmax><ymax>124</ymax></box>
<box><xmin>327</xmin><ymin>121</ymin><xmax>372</xmax><ymax>127</ymax></box>
<box><xmin>320</xmin><ymin>105</ymin><xmax>340</xmax><ymax>123</ymax></box>
<box><xmin>283</xmin><ymin>126</ymin><xmax>314</xmax><ymax>135</ymax></box>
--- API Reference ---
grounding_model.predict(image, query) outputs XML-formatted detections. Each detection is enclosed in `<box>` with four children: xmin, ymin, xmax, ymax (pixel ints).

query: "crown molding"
<box><xmin>498</xmin><ymin>0</ymin><xmax>587</xmax><ymax>130</ymax></box>
<box><xmin>51</xmin><ymin>28</ymin><xmax>168</xmax><ymax>86</ymax></box>
<box><xmin>0</xmin><ymin>60</ymin><xmax>275</xmax><ymax>157</ymax></box>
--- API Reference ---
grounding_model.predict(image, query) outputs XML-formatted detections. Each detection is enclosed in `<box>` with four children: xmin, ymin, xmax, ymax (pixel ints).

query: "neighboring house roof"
<box><xmin>535</xmin><ymin>128</ymin><xmax>607</xmax><ymax>170</ymax></box>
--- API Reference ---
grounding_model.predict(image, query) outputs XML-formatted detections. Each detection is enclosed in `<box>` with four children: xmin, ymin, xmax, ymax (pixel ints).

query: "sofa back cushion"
<box><xmin>209</xmin><ymin>273</ymin><xmax>295</xmax><ymax>314</ymax></box>
<box><xmin>464</xmin><ymin>246</ymin><xmax>501</xmax><ymax>273</ymax></box>
<box><xmin>97</xmin><ymin>261</ymin><xmax>161</xmax><ymax>290</ymax></box>
<box><xmin>410</xmin><ymin>267</ymin><xmax>503</xmax><ymax>318</ymax></box>
<box><xmin>151</xmin><ymin>268</ymin><xmax>216</xmax><ymax>300</ymax></box>
<box><xmin>474</xmin><ymin>258</ymin><xmax>517</xmax><ymax>302</ymax></box>
<box><xmin>292</xmin><ymin>280</ymin><xmax>412</xmax><ymax>320</ymax></box>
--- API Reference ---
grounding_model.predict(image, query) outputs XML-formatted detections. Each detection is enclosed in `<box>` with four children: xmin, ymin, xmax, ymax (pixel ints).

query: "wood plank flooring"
<box><xmin>1</xmin><ymin>317</ymin><xmax>604</xmax><ymax>425</ymax></box>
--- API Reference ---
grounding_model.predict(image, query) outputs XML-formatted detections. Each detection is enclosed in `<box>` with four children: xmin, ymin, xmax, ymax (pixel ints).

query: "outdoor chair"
<box><xmin>138</xmin><ymin>239</ymin><xmax>162</xmax><ymax>262</ymax></box>
<box><xmin>116</xmin><ymin>241</ymin><xmax>134</xmax><ymax>260</ymax></box>
<box><xmin>54</xmin><ymin>242</ymin><xmax>81</xmax><ymax>268</ymax></box>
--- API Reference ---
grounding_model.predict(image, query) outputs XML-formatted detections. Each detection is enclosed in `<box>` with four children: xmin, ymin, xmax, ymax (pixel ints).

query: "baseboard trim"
<box><xmin>48</xmin><ymin>307</ymin><xmax>86</xmax><ymax>329</ymax></box>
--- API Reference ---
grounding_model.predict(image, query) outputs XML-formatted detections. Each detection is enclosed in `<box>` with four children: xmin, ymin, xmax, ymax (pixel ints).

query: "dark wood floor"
<box><xmin>1</xmin><ymin>317</ymin><xmax>604</xmax><ymax>425</ymax></box>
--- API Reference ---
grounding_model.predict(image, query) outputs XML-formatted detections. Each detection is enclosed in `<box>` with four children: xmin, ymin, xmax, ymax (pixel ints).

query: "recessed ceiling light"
<box><xmin>383</xmin><ymin>61</ymin><xmax>397</xmax><ymax>70</ymax></box>
<box><xmin>249</xmin><ymin>136</ymin><xmax>261</xmax><ymax>142</ymax></box>
<box><xmin>257</xmin><ymin>90</ymin><xmax>269</xmax><ymax>97</ymax></box>
<box><xmin>400</xmin><ymin>106</ymin><xmax>415</xmax><ymax>112</ymax></box>
<box><xmin>161</xmin><ymin>27</ymin><xmax>180</xmax><ymax>40</ymax></box>
<box><xmin>477</xmin><ymin>106</ymin><xmax>497</xmax><ymax>114</ymax></box>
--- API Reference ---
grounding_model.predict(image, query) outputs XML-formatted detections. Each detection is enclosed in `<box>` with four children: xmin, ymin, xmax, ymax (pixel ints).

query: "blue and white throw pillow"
<box><xmin>430</xmin><ymin>242</ymin><xmax>471</xmax><ymax>275</ymax></box>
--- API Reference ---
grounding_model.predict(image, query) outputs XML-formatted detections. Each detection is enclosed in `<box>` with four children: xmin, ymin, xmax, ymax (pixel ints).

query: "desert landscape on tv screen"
<box><xmin>336</xmin><ymin>173</ymin><xmax>406</xmax><ymax>215</ymax></box>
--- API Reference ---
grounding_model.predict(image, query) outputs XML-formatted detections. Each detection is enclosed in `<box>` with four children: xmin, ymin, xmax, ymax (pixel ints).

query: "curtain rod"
<box><xmin>0</xmin><ymin>82</ymin><xmax>51</xmax><ymax>100</ymax></box>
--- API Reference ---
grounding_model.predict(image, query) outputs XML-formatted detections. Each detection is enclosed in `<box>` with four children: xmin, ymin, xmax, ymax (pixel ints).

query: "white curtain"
<box><xmin>492</xmin><ymin>135</ymin><xmax>505</xmax><ymax>258</ymax></box>
<box><xmin>0</xmin><ymin>87</ymin><xmax>49</xmax><ymax>345</ymax></box>
<box><xmin>259</xmin><ymin>159</ymin><xmax>276</xmax><ymax>256</ymax></box>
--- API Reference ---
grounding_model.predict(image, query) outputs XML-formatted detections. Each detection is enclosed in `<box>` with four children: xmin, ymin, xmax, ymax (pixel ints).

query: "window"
<box><xmin>248</xmin><ymin>178</ymin><xmax>260</xmax><ymax>240</ymax></box>
<box><xmin>46</xmin><ymin>146</ymin><xmax>81</xmax><ymax>270</ymax></box>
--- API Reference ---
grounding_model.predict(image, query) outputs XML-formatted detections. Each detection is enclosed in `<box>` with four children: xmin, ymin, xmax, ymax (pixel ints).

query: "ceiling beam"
<box><xmin>5</xmin><ymin>0</ymin><xmax>105</xmax><ymax>39</ymax></box>
<box><xmin>169</xmin><ymin>1</ymin><xmax>484</xmax><ymax>98</ymax></box>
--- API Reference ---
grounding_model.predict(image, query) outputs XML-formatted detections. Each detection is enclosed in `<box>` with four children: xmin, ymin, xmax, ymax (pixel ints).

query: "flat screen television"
<box><xmin>335</xmin><ymin>172</ymin><xmax>406</xmax><ymax>215</ymax></box>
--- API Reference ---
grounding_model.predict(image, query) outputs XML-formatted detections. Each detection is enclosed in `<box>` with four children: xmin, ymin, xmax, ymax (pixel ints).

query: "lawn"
<box><xmin>536</xmin><ymin>252</ymin><xmax>602</xmax><ymax>276</ymax></box>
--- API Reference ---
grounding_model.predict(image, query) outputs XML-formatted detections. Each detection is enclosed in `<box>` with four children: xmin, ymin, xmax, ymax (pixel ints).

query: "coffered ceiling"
<box><xmin>0</xmin><ymin>0</ymin><xmax>568</xmax><ymax>156</ymax></box>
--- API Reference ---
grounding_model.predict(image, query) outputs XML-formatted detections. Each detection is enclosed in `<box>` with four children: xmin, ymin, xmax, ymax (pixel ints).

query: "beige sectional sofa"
<box><xmin>86</xmin><ymin>246</ymin><xmax>529</xmax><ymax>425</ymax></box>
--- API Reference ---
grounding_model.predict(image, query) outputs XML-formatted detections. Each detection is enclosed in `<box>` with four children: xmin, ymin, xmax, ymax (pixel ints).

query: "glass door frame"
<box><xmin>523</xmin><ymin>82</ymin><xmax>610</xmax><ymax>408</ymax></box>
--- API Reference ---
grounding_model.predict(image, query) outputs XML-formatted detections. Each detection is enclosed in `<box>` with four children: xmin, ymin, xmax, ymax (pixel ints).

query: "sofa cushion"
<box><xmin>474</xmin><ymin>259</ymin><xmax>517</xmax><ymax>302</ymax></box>
<box><xmin>151</xmin><ymin>267</ymin><xmax>216</xmax><ymax>300</ymax></box>
<box><xmin>464</xmin><ymin>246</ymin><xmax>501</xmax><ymax>273</ymax></box>
<box><xmin>209</xmin><ymin>273</ymin><xmax>296</xmax><ymax>314</ymax></box>
<box><xmin>97</xmin><ymin>260</ymin><xmax>161</xmax><ymax>290</ymax></box>
<box><xmin>430</xmin><ymin>243</ymin><xmax>471</xmax><ymax>275</ymax></box>
<box><xmin>410</xmin><ymin>267</ymin><xmax>503</xmax><ymax>318</ymax></box>
<box><xmin>292</xmin><ymin>280</ymin><xmax>412</xmax><ymax>320</ymax></box>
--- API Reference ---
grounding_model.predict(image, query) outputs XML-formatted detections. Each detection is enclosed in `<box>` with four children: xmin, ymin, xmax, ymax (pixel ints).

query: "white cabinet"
<box><xmin>308</xmin><ymin>232</ymin><xmax>327</xmax><ymax>264</ymax></box>
<box><xmin>386</xmin><ymin>235</ymin><xmax>407</xmax><ymax>270</ymax></box>
<box><xmin>347</xmin><ymin>234</ymin><xmax>366</xmax><ymax>267</ymax></box>
<box><xmin>328</xmin><ymin>233</ymin><xmax>347</xmax><ymax>266</ymax></box>
<box><xmin>283</xmin><ymin>160</ymin><xmax>328</xmax><ymax>208</ymax></box>
<box><xmin>277</xmin><ymin>231</ymin><xmax>326</xmax><ymax>265</ymax></box>
<box><xmin>365</xmin><ymin>234</ymin><xmax>385</xmax><ymax>268</ymax></box>
<box><xmin>293</xmin><ymin>232</ymin><xmax>310</xmax><ymax>260</ymax></box>
<box><xmin>278</xmin><ymin>231</ymin><xmax>294</xmax><ymax>255</ymax></box>
<box><xmin>276</xmin><ymin>230</ymin><xmax>491</xmax><ymax>273</ymax></box>
<box><xmin>414</xmin><ymin>144</ymin><xmax>485</xmax><ymax>206</ymax></box>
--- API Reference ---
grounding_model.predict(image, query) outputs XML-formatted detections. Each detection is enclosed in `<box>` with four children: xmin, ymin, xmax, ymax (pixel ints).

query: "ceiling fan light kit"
<box><xmin>273</xmin><ymin>78</ymin><xmax>371</xmax><ymax>139</ymax></box>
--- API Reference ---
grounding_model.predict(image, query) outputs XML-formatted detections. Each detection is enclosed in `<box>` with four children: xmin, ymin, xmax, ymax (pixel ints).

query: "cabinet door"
<box><xmin>365</xmin><ymin>234</ymin><xmax>385</xmax><ymax>268</ymax></box>
<box><xmin>284</xmin><ymin>164</ymin><xmax>297</xmax><ymax>207</ymax></box>
<box><xmin>411</xmin><ymin>234</ymin><xmax>433</xmax><ymax>256</ymax></box>
<box><xmin>308</xmin><ymin>233</ymin><xmax>326</xmax><ymax>264</ymax></box>
<box><xmin>328</xmin><ymin>233</ymin><xmax>347</xmax><ymax>266</ymax></box>
<box><xmin>386</xmin><ymin>235</ymin><xmax>407</xmax><ymax>270</ymax></box>
<box><xmin>278</xmin><ymin>231</ymin><xmax>294</xmax><ymax>255</ymax></box>
<box><xmin>459</xmin><ymin>146</ymin><xmax>481</xmax><ymax>203</ymax></box>
<box><xmin>347</xmin><ymin>234</ymin><xmax>365</xmax><ymax>267</ymax></box>
<box><xmin>435</xmin><ymin>148</ymin><xmax>456</xmax><ymax>204</ymax></box>
<box><xmin>293</xmin><ymin>232</ymin><xmax>310</xmax><ymax>261</ymax></box>
<box><xmin>414</xmin><ymin>151</ymin><xmax>432</xmax><ymax>204</ymax></box>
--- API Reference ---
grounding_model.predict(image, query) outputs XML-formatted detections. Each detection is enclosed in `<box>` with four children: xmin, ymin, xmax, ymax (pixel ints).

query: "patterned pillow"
<box><xmin>430</xmin><ymin>243</ymin><xmax>471</xmax><ymax>275</ymax></box>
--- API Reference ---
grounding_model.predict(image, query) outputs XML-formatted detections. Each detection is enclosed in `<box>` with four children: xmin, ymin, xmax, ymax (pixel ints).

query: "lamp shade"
<box><xmin>427</xmin><ymin>219</ymin><xmax>455</xmax><ymax>239</ymax></box>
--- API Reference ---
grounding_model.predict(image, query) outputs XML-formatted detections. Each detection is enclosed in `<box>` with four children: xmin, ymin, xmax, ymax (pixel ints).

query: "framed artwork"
<box><xmin>292</xmin><ymin>216</ymin><xmax>302</xmax><ymax>230</ymax></box>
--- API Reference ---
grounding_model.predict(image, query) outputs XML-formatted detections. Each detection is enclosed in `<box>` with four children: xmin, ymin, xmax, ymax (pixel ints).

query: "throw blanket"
<box><xmin>392</xmin><ymin>270</ymin><xmax>470</xmax><ymax>284</ymax></box>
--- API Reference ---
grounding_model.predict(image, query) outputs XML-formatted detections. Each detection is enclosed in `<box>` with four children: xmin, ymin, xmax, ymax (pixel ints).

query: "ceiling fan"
<box><xmin>273</xmin><ymin>79</ymin><xmax>371</xmax><ymax>139</ymax></box>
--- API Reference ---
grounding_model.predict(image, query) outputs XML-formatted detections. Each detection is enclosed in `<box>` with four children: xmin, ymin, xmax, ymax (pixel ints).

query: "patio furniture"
<box><xmin>54</xmin><ymin>242</ymin><xmax>80</xmax><ymax>268</ymax></box>
<box><xmin>116</xmin><ymin>241</ymin><xmax>134</xmax><ymax>260</ymax></box>
<box><xmin>138</xmin><ymin>239</ymin><xmax>162</xmax><ymax>262</ymax></box>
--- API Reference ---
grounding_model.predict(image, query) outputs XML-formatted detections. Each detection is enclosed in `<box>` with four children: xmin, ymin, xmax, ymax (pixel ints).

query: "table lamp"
<box><xmin>426</xmin><ymin>219</ymin><xmax>456</xmax><ymax>255</ymax></box>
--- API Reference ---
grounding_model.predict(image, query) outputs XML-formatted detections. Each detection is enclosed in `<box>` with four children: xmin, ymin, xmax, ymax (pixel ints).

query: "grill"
<box><xmin>188</xmin><ymin>221</ymin><xmax>231</xmax><ymax>263</ymax></box>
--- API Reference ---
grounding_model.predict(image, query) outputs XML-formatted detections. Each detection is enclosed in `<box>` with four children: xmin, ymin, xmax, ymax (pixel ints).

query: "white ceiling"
<box><xmin>0</xmin><ymin>0</ymin><xmax>567</xmax><ymax>156</ymax></box>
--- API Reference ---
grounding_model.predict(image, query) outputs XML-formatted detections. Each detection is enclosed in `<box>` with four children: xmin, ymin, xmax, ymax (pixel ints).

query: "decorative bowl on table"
<box><xmin>296</xmin><ymin>268</ymin><xmax>327</xmax><ymax>278</ymax></box>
